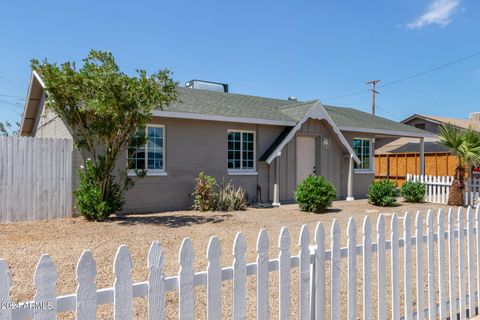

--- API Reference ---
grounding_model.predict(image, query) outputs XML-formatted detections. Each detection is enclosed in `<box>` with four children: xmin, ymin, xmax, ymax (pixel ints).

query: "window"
<box><xmin>228</xmin><ymin>130</ymin><xmax>255</xmax><ymax>171</ymax></box>
<box><xmin>353</xmin><ymin>138</ymin><xmax>372</xmax><ymax>171</ymax></box>
<box><xmin>128</xmin><ymin>125</ymin><xmax>165</xmax><ymax>175</ymax></box>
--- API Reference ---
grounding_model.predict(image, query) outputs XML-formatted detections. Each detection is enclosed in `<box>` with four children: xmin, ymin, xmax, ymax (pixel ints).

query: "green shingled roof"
<box><xmin>162</xmin><ymin>87</ymin><xmax>428</xmax><ymax>136</ymax></box>
<box><xmin>323</xmin><ymin>105</ymin><xmax>428</xmax><ymax>135</ymax></box>
<box><xmin>164</xmin><ymin>87</ymin><xmax>307</xmax><ymax>122</ymax></box>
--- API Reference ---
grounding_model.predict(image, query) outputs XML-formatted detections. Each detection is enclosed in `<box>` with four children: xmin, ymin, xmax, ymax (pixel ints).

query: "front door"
<box><xmin>296</xmin><ymin>136</ymin><xmax>316</xmax><ymax>184</ymax></box>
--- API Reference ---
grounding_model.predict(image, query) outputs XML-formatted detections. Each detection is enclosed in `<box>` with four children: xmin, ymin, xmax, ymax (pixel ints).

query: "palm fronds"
<box><xmin>438</xmin><ymin>124</ymin><xmax>480</xmax><ymax>167</ymax></box>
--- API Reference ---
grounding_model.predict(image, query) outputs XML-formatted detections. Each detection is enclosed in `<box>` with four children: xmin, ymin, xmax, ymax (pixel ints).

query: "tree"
<box><xmin>0</xmin><ymin>121</ymin><xmax>19</xmax><ymax>136</ymax></box>
<box><xmin>31</xmin><ymin>50</ymin><xmax>177</xmax><ymax>221</ymax></box>
<box><xmin>438</xmin><ymin>124</ymin><xmax>480</xmax><ymax>206</ymax></box>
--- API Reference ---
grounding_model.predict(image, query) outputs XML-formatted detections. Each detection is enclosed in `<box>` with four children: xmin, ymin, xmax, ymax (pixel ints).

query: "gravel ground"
<box><xmin>0</xmin><ymin>200</ymin><xmax>464</xmax><ymax>319</ymax></box>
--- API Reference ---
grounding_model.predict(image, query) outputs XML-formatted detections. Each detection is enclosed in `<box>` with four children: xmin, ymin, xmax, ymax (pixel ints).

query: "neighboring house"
<box><xmin>20</xmin><ymin>73</ymin><xmax>433</xmax><ymax>213</ymax></box>
<box><xmin>375</xmin><ymin>113</ymin><xmax>480</xmax><ymax>183</ymax></box>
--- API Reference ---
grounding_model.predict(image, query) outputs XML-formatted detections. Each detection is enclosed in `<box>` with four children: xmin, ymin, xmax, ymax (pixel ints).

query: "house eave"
<box><xmin>264</xmin><ymin>102</ymin><xmax>360</xmax><ymax>165</ymax></box>
<box><xmin>19</xmin><ymin>71</ymin><xmax>45</xmax><ymax>137</ymax></box>
<box><xmin>338</xmin><ymin>126</ymin><xmax>437</xmax><ymax>138</ymax></box>
<box><xmin>400</xmin><ymin>114</ymin><xmax>443</xmax><ymax>125</ymax></box>
<box><xmin>152</xmin><ymin>110</ymin><xmax>296</xmax><ymax>126</ymax></box>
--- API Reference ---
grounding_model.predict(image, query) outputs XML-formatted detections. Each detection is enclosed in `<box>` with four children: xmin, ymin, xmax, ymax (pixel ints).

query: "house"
<box><xmin>375</xmin><ymin>113</ymin><xmax>480</xmax><ymax>184</ymax></box>
<box><xmin>19</xmin><ymin>74</ymin><xmax>433</xmax><ymax>212</ymax></box>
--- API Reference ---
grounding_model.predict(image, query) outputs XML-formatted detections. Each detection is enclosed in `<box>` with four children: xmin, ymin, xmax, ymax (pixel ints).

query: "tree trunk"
<box><xmin>447</xmin><ymin>166</ymin><xmax>465</xmax><ymax>206</ymax></box>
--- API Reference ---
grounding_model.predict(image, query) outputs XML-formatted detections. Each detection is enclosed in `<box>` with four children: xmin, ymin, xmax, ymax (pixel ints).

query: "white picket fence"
<box><xmin>2</xmin><ymin>208</ymin><xmax>480</xmax><ymax>319</ymax></box>
<box><xmin>407</xmin><ymin>173</ymin><xmax>480</xmax><ymax>206</ymax></box>
<box><xmin>0</xmin><ymin>136</ymin><xmax>73</xmax><ymax>222</ymax></box>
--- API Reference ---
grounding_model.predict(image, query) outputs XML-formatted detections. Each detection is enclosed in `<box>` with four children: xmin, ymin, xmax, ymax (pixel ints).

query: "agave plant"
<box><xmin>439</xmin><ymin>124</ymin><xmax>480</xmax><ymax>206</ymax></box>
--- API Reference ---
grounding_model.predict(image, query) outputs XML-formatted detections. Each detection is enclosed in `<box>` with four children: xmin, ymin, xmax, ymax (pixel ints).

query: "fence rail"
<box><xmin>407</xmin><ymin>173</ymin><xmax>480</xmax><ymax>206</ymax></box>
<box><xmin>0</xmin><ymin>136</ymin><xmax>72</xmax><ymax>222</ymax></box>
<box><xmin>2</xmin><ymin>207</ymin><xmax>480</xmax><ymax>319</ymax></box>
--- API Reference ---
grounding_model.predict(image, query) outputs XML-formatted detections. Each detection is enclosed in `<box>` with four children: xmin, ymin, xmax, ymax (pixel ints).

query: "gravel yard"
<box><xmin>0</xmin><ymin>200</ymin><xmax>461</xmax><ymax>319</ymax></box>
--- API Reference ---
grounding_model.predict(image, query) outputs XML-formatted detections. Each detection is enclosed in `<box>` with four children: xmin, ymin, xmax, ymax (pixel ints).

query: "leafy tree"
<box><xmin>0</xmin><ymin>121</ymin><xmax>19</xmax><ymax>136</ymax></box>
<box><xmin>439</xmin><ymin>124</ymin><xmax>480</xmax><ymax>206</ymax></box>
<box><xmin>31</xmin><ymin>50</ymin><xmax>177</xmax><ymax>221</ymax></box>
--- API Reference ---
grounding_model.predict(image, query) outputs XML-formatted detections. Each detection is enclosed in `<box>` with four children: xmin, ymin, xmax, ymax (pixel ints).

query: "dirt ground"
<box><xmin>0</xmin><ymin>200</ymin><xmax>465</xmax><ymax>319</ymax></box>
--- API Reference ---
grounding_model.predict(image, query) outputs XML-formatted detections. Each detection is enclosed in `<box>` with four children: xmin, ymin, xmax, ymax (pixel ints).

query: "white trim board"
<box><xmin>338</xmin><ymin>126</ymin><xmax>436</xmax><ymax>138</ymax></box>
<box><xmin>152</xmin><ymin>110</ymin><xmax>296</xmax><ymax>126</ymax></box>
<box><xmin>265</xmin><ymin>102</ymin><xmax>360</xmax><ymax>165</ymax></box>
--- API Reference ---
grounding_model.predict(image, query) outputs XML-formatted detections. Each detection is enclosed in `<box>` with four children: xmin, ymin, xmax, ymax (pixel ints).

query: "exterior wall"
<box><xmin>32</xmin><ymin>94</ymin><xmax>72</xmax><ymax>139</ymax></box>
<box><xmin>120</xmin><ymin>117</ymin><xmax>285</xmax><ymax>213</ymax></box>
<box><xmin>342</xmin><ymin>131</ymin><xmax>377</xmax><ymax>199</ymax></box>
<box><xmin>403</xmin><ymin>118</ymin><xmax>440</xmax><ymax>135</ymax></box>
<box><xmin>270</xmin><ymin>119</ymin><xmax>348</xmax><ymax>203</ymax></box>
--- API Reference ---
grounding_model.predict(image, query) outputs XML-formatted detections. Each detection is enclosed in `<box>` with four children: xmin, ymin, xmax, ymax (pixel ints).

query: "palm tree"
<box><xmin>438</xmin><ymin>124</ymin><xmax>480</xmax><ymax>206</ymax></box>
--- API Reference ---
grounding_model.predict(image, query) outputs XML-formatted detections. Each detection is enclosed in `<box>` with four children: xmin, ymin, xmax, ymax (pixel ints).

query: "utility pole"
<box><xmin>366</xmin><ymin>80</ymin><xmax>380</xmax><ymax>115</ymax></box>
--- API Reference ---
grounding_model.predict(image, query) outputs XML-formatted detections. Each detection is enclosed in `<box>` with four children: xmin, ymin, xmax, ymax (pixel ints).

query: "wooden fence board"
<box><xmin>0</xmin><ymin>137</ymin><xmax>72</xmax><ymax>222</ymax></box>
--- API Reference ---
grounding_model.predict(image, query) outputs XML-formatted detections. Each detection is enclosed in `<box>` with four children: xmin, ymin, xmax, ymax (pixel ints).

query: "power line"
<box><xmin>0</xmin><ymin>75</ymin><xmax>23</xmax><ymax>89</ymax></box>
<box><xmin>0</xmin><ymin>93</ymin><xmax>25</xmax><ymax>100</ymax></box>
<box><xmin>323</xmin><ymin>50</ymin><xmax>480</xmax><ymax>102</ymax></box>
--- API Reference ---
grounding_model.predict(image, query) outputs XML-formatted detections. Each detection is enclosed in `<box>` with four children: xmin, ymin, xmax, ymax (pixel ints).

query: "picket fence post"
<box><xmin>256</xmin><ymin>230</ymin><xmax>269</xmax><ymax>320</ymax></box>
<box><xmin>278</xmin><ymin>227</ymin><xmax>291</xmax><ymax>320</ymax></box>
<box><xmin>331</xmin><ymin>220</ymin><xmax>341</xmax><ymax>320</ymax></box>
<box><xmin>179</xmin><ymin>238</ymin><xmax>195</xmax><ymax>320</ymax></box>
<box><xmin>76</xmin><ymin>250</ymin><xmax>97</xmax><ymax>320</ymax></box>
<box><xmin>314</xmin><ymin>223</ymin><xmax>326</xmax><ymax>320</ymax></box>
<box><xmin>347</xmin><ymin>218</ymin><xmax>357</xmax><ymax>320</ymax></box>
<box><xmin>207</xmin><ymin>236</ymin><xmax>222</xmax><ymax>320</ymax></box>
<box><xmin>377</xmin><ymin>215</ymin><xmax>386</xmax><ymax>320</ymax></box>
<box><xmin>0</xmin><ymin>259</ymin><xmax>12</xmax><ymax>320</ymax></box>
<box><xmin>148</xmin><ymin>241</ymin><xmax>165</xmax><ymax>320</ymax></box>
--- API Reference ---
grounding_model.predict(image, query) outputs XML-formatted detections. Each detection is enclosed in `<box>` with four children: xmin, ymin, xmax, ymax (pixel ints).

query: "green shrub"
<box><xmin>193</xmin><ymin>172</ymin><xmax>218</xmax><ymax>211</ymax></box>
<box><xmin>368</xmin><ymin>179</ymin><xmax>399</xmax><ymax>207</ymax></box>
<box><xmin>216</xmin><ymin>181</ymin><xmax>248</xmax><ymax>211</ymax></box>
<box><xmin>294</xmin><ymin>175</ymin><xmax>336</xmax><ymax>213</ymax></box>
<box><xmin>74</xmin><ymin>160</ymin><xmax>124</xmax><ymax>221</ymax></box>
<box><xmin>401</xmin><ymin>181</ymin><xmax>426</xmax><ymax>203</ymax></box>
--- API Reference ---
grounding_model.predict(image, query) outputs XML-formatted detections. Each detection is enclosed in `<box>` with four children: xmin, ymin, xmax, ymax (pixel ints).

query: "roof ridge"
<box><xmin>278</xmin><ymin>100</ymin><xmax>318</xmax><ymax>109</ymax></box>
<box><xmin>177</xmin><ymin>87</ymin><xmax>303</xmax><ymax>105</ymax></box>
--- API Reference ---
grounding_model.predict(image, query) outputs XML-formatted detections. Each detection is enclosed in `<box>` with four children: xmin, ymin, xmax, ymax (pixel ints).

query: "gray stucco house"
<box><xmin>20</xmin><ymin>74</ymin><xmax>434</xmax><ymax>213</ymax></box>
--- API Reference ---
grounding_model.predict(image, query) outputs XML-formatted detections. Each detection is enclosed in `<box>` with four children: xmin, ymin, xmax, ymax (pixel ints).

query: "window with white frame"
<box><xmin>353</xmin><ymin>138</ymin><xmax>372</xmax><ymax>171</ymax></box>
<box><xmin>128</xmin><ymin>125</ymin><xmax>165</xmax><ymax>174</ymax></box>
<box><xmin>228</xmin><ymin>130</ymin><xmax>255</xmax><ymax>171</ymax></box>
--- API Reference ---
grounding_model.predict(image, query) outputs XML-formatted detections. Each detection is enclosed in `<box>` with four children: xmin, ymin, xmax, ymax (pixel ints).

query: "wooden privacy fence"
<box><xmin>407</xmin><ymin>174</ymin><xmax>480</xmax><ymax>206</ymax></box>
<box><xmin>3</xmin><ymin>208</ymin><xmax>480</xmax><ymax>319</ymax></box>
<box><xmin>0</xmin><ymin>136</ymin><xmax>72</xmax><ymax>222</ymax></box>
<box><xmin>376</xmin><ymin>152</ymin><xmax>458</xmax><ymax>186</ymax></box>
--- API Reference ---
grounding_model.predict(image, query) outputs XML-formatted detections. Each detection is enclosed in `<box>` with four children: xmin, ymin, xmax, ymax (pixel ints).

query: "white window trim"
<box><xmin>227</xmin><ymin>129</ymin><xmax>257</xmax><ymax>175</ymax></box>
<box><xmin>127</xmin><ymin>124</ymin><xmax>167</xmax><ymax>177</ymax></box>
<box><xmin>353</xmin><ymin>137</ymin><xmax>375</xmax><ymax>174</ymax></box>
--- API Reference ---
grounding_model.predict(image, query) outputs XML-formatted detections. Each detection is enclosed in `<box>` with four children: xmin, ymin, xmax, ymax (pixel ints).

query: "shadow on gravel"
<box><xmin>113</xmin><ymin>213</ymin><xmax>232</xmax><ymax>227</ymax></box>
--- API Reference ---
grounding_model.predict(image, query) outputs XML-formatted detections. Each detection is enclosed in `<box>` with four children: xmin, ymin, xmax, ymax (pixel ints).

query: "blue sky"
<box><xmin>0</xmin><ymin>0</ymin><xmax>479</xmax><ymax>127</ymax></box>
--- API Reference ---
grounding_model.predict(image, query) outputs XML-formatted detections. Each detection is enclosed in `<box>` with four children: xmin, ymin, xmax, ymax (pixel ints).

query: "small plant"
<box><xmin>74</xmin><ymin>160</ymin><xmax>124</xmax><ymax>221</ymax></box>
<box><xmin>193</xmin><ymin>172</ymin><xmax>218</xmax><ymax>211</ymax></box>
<box><xmin>368</xmin><ymin>179</ymin><xmax>399</xmax><ymax>207</ymax></box>
<box><xmin>216</xmin><ymin>181</ymin><xmax>248</xmax><ymax>211</ymax></box>
<box><xmin>401</xmin><ymin>181</ymin><xmax>426</xmax><ymax>203</ymax></box>
<box><xmin>294</xmin><ymin>175</ymin><xmax>336</xmax><ymax>213</ymax></box>
<box><xmin>192</xmin><ymin>173</ymin><xmax>248</xmax><ymax>211</ymax></box>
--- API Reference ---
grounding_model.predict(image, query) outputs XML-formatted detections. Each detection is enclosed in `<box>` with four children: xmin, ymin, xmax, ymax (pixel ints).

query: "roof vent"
<box><xmin>185</xmin><ymin>79</ymin><xmax>228</xmax><ymax>93</ymax></box>
<box><xmin>470</xmin><ymin>112</ymin><xmax>480</xmax><ymax>121</ymax></box>
<box><xmin>288</xmin><ymin>96</ymin><xmax>297</xmax><ymax>101</ymax></box>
